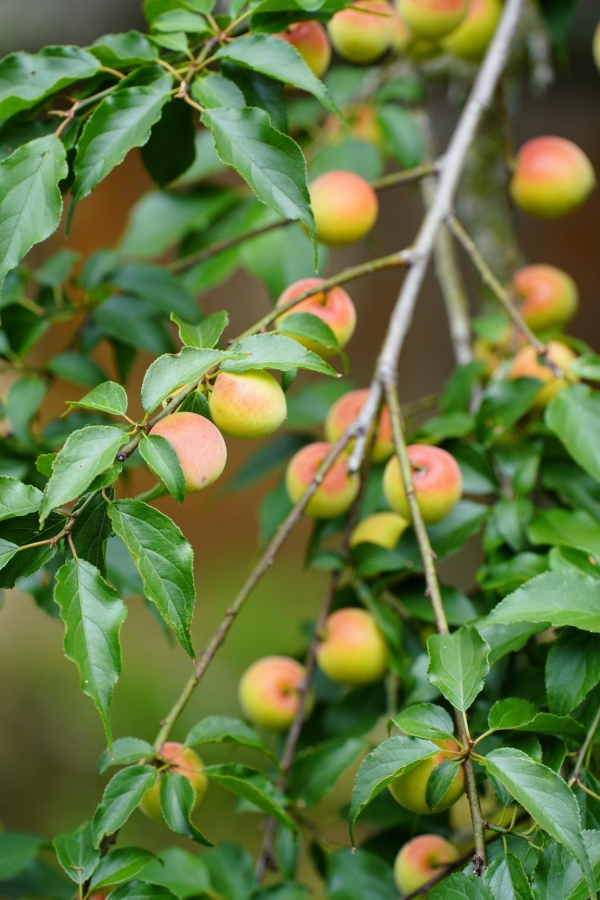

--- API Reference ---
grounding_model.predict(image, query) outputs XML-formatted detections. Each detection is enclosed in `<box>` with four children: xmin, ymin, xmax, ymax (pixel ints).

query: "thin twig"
<box><xmin>371</xmin><ymin>161</ymin><xmax>440</xmax><ymax>192</ymax></box>
<box><xmin>569</xmin><ymin>703</ymin><xmax>600</xmax><ymax>786</ymax></box>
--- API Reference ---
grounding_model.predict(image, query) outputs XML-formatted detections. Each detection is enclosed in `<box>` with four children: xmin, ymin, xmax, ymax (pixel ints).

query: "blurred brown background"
<box><xmin>0</xmin><ymin>0</ymin><xmax>599</xmax><ymax>889</ymax></box>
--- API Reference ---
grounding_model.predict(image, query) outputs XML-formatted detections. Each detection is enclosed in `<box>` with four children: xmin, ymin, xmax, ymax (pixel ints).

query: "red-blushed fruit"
<box><xmin>140</xmin><ymin>742</ymin><xmax>207</xmax><ymax>822</ymax></box>
<box><xmin>510</xmin><ymin>137</ymin><xmax>596</xmax><ymax>219</ymax></box>
<box><xmin>509</xmin><ymin>340</ymin><xmax>577</xmax><ymax>407</ymax></box>
<box><xmin>239</xmin><ymin>656</ymin><xmax>311</xmax><ymax>730</ymax></box>
<box><xmin>441</xmin><ymin>0</ymin><xmax>502</xmax><ymax>60</ymax></box>
<box><xmin>327</xmin><ymin>0</ymin><xmax>394</xmax><ymax>63</ymax></box>
<box><xmin>324</xmin><ymin>388</ymin><xmax>394</xmax><ymax>463</ymax></box>
<box><xmin>383</xmin><ymin>444</ymin><xmax>462</xmax><ymax>524</ymax></box>
<box><xmin>513</xmin><ymin>265</ymin><xmax>578</xmax><ymax>333</ymax></box>
<box><xmin>394</xmin><ymin>834</ymin><xmax>459</xmax><ymax>894</ymax></box>
<box><xmin>349</xmin><ymin>511</ymin><xmax>408</xmax><ymax>549</ymax></box>
<box><xmin>208</xmin><ymin>370</ymin><xmax>287</xmax><ymax>439</ymax></box>
<box><xmin>150</xmin><ymin>412</ymin><xmax>227</xmax><ymax>492</ymax></box>
<box><xmin>595</xmin><ymin>22</ymin><xmax>600</xmax><ymax>72</ymax></box>
<box><xmin>389</xmin><ymin>738</ymin><xmax>465</xmax><ymax>814</ymax></box>
<box><xmin>309</xmin><ymin>170</ymin><xmax>379</xmax><ymax>246</ymax></box>
<box><xmin>285</xmin><ymin>441</ymin><xmax>360</xmax><ymax>519</ymax></box>
<box><xmin>275</xmin><ymin>278</ymin><xmax>356</xmax><ymax>356</ymax></box>
<box><xmin>398</xmin><ymin>0</ymin><xmax>469</xmax><ymax>40</ymax></box>
<box><xmin>275</xmin><ymin>20</ymin><xmax>332</xmax><ymax>78</ymax></box>
<box><xmin>316</xmin><ymin>608</ymin><xmax>389</xmax><ymax>685</ymax></box>
<box><xmin>392</xmin><ymin>7</ymin><xmax>440</xmax><ymax>58</ymax></box>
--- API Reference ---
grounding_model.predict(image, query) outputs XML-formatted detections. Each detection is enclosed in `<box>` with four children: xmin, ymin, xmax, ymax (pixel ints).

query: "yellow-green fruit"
<box><xmin>328</xmin><ymin>0</ymin><xmax>395</xmax><ymax>64</ymax></box>
<box><xmin>398</xmin><ymin>0</ymin><xmax>469</xmax><ymax>40</ymax></box>
<box><xmin>285</xmin><ymin>441</ymin><xmax>360</xmax><ymax>519</ymax></box>
<box><xmin>140</xmin><ymin>743</ymin><xmax>207</xmax><ymax>822</ymax></box>
<box><xmin>349</xmin><ymin>512</ymin><xmax>408</xmax><ymax>549</ymax></box>
<box><xmin>513</xmin><ymin>264</ymin><xmax>578</xmax><ymax>333</ymax></box>
<box><xmin>441</xmin><ymin>0</ymin><xmax>502</xmax><ymax>60</ymax></box>
<box><xmin>325</xmin><ymin>388</ymin><xmax>394</xmax><ymax>463</ymax></box>
<box><xmin>383</xmin><ymin>444</ymin><xmax>462</xmax><ymax>524</ymax></box>
<box><xmin>239</xmin><ymin>656</ymin><xmax>311</xmax><ymax>731</ymax></box>
<box><xmin>392</xmin><ymin>6</ymin><xmax>440</xmax><ymax>58</ymax></box>
<box><xmin>510</xmin><ymin>137</ymin><xmax>596</xmax><ymax>219</ymax></box>
<box><xmin>150</xmin><ymin>412</ymin><xmax>227</xmax><ymax>492</ymax></box>
<box><xmin>316</xmin><ymin>608</ymin><xmax>389</xmax><ymax>685</ymax></box>
<box><xmin>389</xmin><ymin>738</ymin><xmax>465</xmax><ymax>814</ymax></box>
<box><xmin>509</xmin><ymin>340</ymin><xmax>578</xmax><ymax>408</ymax></box>
<box><xmin>209</xmin><ymin>370</ymin><xmax>287</xmax><ymax>439</ymax></box>
<box><xmin>310</xmin><ymin>170</ymin><xmax>379</xmax><ymax>246</ymax></box>
<box><xmin>394</xmin><ymin>834</ymin><xmax>459</xmax><ymax>894</ymax></box>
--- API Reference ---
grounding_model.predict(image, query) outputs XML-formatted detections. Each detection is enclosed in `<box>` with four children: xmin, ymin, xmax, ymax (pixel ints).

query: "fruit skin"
<box><xmin>316</xmin><ymin>608</ymin><xmax>388</xmax><ymax>685</ymax></box>
<box><xmin>509</xmin><ymin>340</ymin><xmax>577</xmax><ymax>408</ymax></box>
<box><xmin>349</xmin><ymin>511</ymin><xmax>408</xmax><ymax>549</ymax></box>
<box><xmin>140</xmin><ymin>742</ymin><xmax>207</xmax><ymax>822</ymax></box>
<box><xmin>325</xmin><ymin>389</ymin><xmax>394</xmax><ymax>463</ymax></box>
<box><xmin>327</xmin><ymin>0</ymin><xmax>394</xmax><ymax>64</ymax></box>
<box><xmin>389</xmin><ymin>738</ymin><xmax>465</xmax><ymax>814</ymax></box>
<box><xmin>398</xmin><ymin>0</ymin><xmax>469</xmax><ymax>40</ymax></box>
<box><xmin>239</xmin><ymin>656</ymin><xmax>311</xmax><ymax>731</ymax></box>
<box><xmin>286</xmin><ymin>441</ymin><xmax>360</xmax><ymax>519</ymax></box>
<box><xmin>512</xmin><ymin>265</ymin><xmax>578</xmax><ymax>333</ymax></box>
<box><xmin>383</xmin><ymin>444</ymin><xmax>462</xmax><ymax>524</ymax></box>
<box><xmin>394</xmin><ymin>834</ymin><xmax>459</xmax><ymax>894</ymax></box>
<box><xmin>276</xmin><ymin>278</ymin><xmax>356</xmax><ymax>356</ymax></box>
<box><xmin>309</xmin><ymin>170</ymin><xmax>379</xmax><ymax>246</ymax></box>
<box><xmin>441</xmin><ymin>0</ymin><xmax>502</xmax><ymax>61</ymax></box>
<box><xmin>150</xmin><ymin>412</ymin><xmax>227</xmax><ymax>492</ymax></box>
<box><xmin>392</xmin><ymin>7</ymin><xmax>440</xmax><ymax>58</ymax></box>
<box><xmin>208</xmin><ymin>370</ymin><xmax>287</xmax><ymax>440</ymax></box>
<box><xmin>275</xmin><ymin>20</ymin><xmax>332</xmax><ymax>78</ymax></box>
<box><xmin>510</xmin><ymin>137</ymin><xmax>596</xmax><ymax>219</ymax></box>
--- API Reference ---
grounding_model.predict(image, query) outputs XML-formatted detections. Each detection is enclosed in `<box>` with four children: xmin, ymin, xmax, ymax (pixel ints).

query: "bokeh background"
<box><xmin>0</xmin><ymin>0</ymin><xmax>599</xmax><ymax>892</ymax></box>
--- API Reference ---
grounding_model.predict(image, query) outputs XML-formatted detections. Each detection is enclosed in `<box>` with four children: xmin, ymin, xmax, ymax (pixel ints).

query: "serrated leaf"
<box><xmin>427</xmin><ymin>626</ymin><xmax>490</xmax><ymax>711</ymax></box>
<box><xmin>141</xmin><ymin>346</ymin><xmax>236</xmax><ymax>412</ymax></box>
<box><xmin>0</xmin><ymin>538</ymin><xmax>21</xmax><ymax>573</ymax></box>
<box><xmin>159</xmin><ymin>772</ymin><xmax>212</xmax><ymax>845</ymax></box>
<box><xmin>488</xmin><ymin>698</ymin><xmax>537</xmax><ymax>731</ymax></box>
<box><xmin>90</xmin><ymin>31</ymin><xmax>158</xmax><ymax>66</ymax></box>
<box><xmin>0</xmin><ymin>135</ymin><xmax>68</xmax><ymax>295</ymax></box>
<box><xmin>109</xmin><ymin>881</ymin><xmax>180</xmax><ymax>900</ymax></box>
<box><xmin>390</xmin><ymin>703</ymin><xmax>455</xmax><ymax>741</ymax></box>
<box><xmin>54</xmin><ymin>559</ymin><xmax>127</xmax><ymax>747</ymax></box>
<box><xmin>221</xmin><ymin>333</ymin><xmax>336</xmax><ymax>376</ymax></box>
<box><xmin>90</xmin><ymin>848</ymin><xmax>156</xmax><ymax>889</ymax></box>
<box><xmin>428</xmin><ymin>873</ymin><xmax>495</xmax><ymax>899</ymax></box>
<box><xmin>66</xmin><ymin>381</ymin><xmax>128</xmax><ymax>417</ymax></box>
<box><xmin>0</xmin><ymin>476</ymin><xmax>42</xmax><ymax>520</ymax></box>
<box><xmin>185</xmin><ymin>715</ymin><xmax>278</xmax><ymax>763</ymax></box>
<box><xmin>203</xmin><ymin>763</ymin><xmax>295</xmax><ymax>831</ymax></box>
<box><xmin>528</xmin><ymin>508</ymin><xmax>600</xmax><ymax>557</ymax></box>
<box><xmin>546</xmin><ymin>385</ymin><xmax>600</xmax><ymax>482</ymax></box>
<box><xmin>170</xmin><ymin>310</ymin><xmax>229</xmax><ymax>349</ymax></box>
<box><xmin>53</xmin><ymin>822</ymin><xmax>99</xmax><ymax>886</ymax></box>
<box><xmin>288</xmin><ymin>738</ymin><xmax>364</xmax><ymax>808</ymax></box>
<box><xmin>137</xmin><ymin>847</ymin><xmax>211</xmax><ymax>899</ymax></box>
<box><xmin>139</xmin><ymin>434</ymin><xmax>186</xmax><ymax>504</ymax></box>
<box><xmin>546</xmin><ymin>629</ymin><xmax>600</xmax><ymax>715</ymax></box>
<box><xmin>98</xmin><ymin>737</ymin><xmax>154</xmax><ymax>775</ymax></box>
<box><xmin>0</xmin><ymin>833</ymin><xmax>46</xmax><ymax>880</ymax></box>
<box><xmin>484</xmin><ymin>853</ymin><xmax>534</xmax><ymax>900</ymax></box>
<box><xmin>108</xmin><ymin>499</ymin><xmax>195</xmax><ymax>657</ymax></box>
<box><xmin>425</xmin><ymin>758</ymin><xmax>462</xmax><ymax>812</ymax></box>
<box><xmin>483</xmin><ymin>572</ymin><xmax>600</xmax><ymax>633</ymax></box>
<box><xmin>92</xmin><ymin>765</ymin><xmax>158</xmax><ymax>847</ymax></box>
<box><xmin>191</xmin><ymin>74</ymin><xmax>246</xmax><ymax>109</ymax></box>
<box><xmin>531</xmin><ymin>830</ymin><xmax>600</xmax><ymax>900</ymax></box>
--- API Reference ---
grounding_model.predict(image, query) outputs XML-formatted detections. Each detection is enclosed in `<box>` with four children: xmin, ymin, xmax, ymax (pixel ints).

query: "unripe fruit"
<box><xmin>398</xmin><ymin>0</ymin><xmax>469</xmax><ymax>40</ymax></box>
<box><xmin>309</xmin><ymin>170</ymin><xmax>379</xmax><ymax>246</ymax></box>
<box><xmin>275</xmin><ymin>20</ymin><xmax>332</xmax><ymax>78</ymax></box>
<box><xmin>327</xmin><ymin>0</ymin><xmax>394</xmax><ymax>64</ymax></box>
<box><xmin>140</xmin><ymin>742</ymin><xmax>207</xmax><ymax>822</ymax></box>
<box><xmin>392</xmin><ymin>7</ymin><xmax>440</xmax><ymax>58</ymax></box>
<box><xmin>509</xmin><ymin>340</ymin><xmax>577</xmax><ymax>408</ymax></box>
<box><xmin>286</xmin><ymin>441</ymin><xmax>360</xmax><ymax>518</ymax></box>
<box><xmin>325</xmin><ymin>388</ymin><xmax>394</xmax><ymax>463</ymax></box>
<box><xmin>389</xmin><ymin>738</ymin><xmax>465</xmax><ymax>814</ymax></box>
<box><xmin>276</xmin><ymin>278</ymin><xmax>356</xmax><ymax>356</ymax></box>
<box><xmin>239</xmin><ymin>656</ymin><xmax>311</xmax><ymax>731</ymax></box>
<box><xmin>349</xmin><ymin>511</ymin><xmax>408</xmax><ymax>549</ymax></box>
<box><xmin>394</xmin><ymin>834</ymin><xmax>459</xmax><ymax>894</ymax></box>
<box><xmin>151</xmin><ymin>412</ymin><xmax>227</xmax><ymax>492</ymax></box>
<box><xmin>441</xmin><ymin>0</ymin><xmax>502</xmax><ymax>61</ymax></box>
<box><xmin>316</xmin><ymin>608</ymin><xmax>388</xmax><ymax>685</ymax></box>
<box><xmin>208</xmin><ymin>370</ymin><xmax>287</xmax><ymax>439</ymax></box>
<box><xmin>383</xmin><ymin>444</ymin><xmax>462</xmax><ymax>525</ymax></box>
<box><xmin>351</xmin><ymin>104</ymin><xmax>385</xmax><ymax>147</ymax></box>
<box><xmin>512</xmin><ymin>265</ymin><xmax>578</xmax><ymax>333</ymax></box>
<box><xmin>510</xmin><ymin>137</ymin><xmax>596</xmax><ymax>219</ymax></box>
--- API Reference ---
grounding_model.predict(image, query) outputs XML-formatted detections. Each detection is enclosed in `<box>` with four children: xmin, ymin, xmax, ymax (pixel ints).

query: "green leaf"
<box><xmin>546</xmin><ymin>629</ymin><xmax>600</xmax><ymax>716</ymax></box>
<box><xmin>327</xmin><ymin>848</ymin><xmax>396</xmax><ymax>900</ymax></box>
<box><xmin>6</xmin><ymin>376</ymin><xmax>47</xmax><ymax>449</ymax></box>
<box><xmin>479</xmin><ymin>622</ymin><xmax>542</xmax><ymax>665</ymax></box>
<box><xmin>152</xmin><ymin>9</ymin><xmax>210</xmax><ymax>32</ymax></box>
<box><xmin>90</xmin><ymin>31</ymin><xmax>158</xmax><ymax>66</ymax></box>
<box><xmin>400</xmin><ymin>582</ymin><xmax>478</xmax><ymax>627</ymax></box>
<box><xmin>108</xmin><ymin>499</ymin><xmax>196</xmax><ymax>657</ymax></box>
<box><xmin>69</xmin><ymin>491</ymin><xmax>114</xmax><ymax>576</ymax></box>
<box><xmin>477</xmin><ymin>378</ymin><xmax>541</xmax><ymax>445</ymax></box>
<box><xmin>185</xmin><ymin>715</ymin><xmax>278</xmax><ymax>763</ymax></box>
<box><xmin>110</xmin><ymin>263</ymin><xmax>201</xmax><ymax>323</ymax></box>
<box><xmin>528</xmin><ymin>509</ymin><xmax>600</xmax><ymax>557</ymax></box>
<box><xmin>427</xmin><ymin>626</ymin><xmax>490</xmax><ymax>712</ymax></box>
<box><xmin>53</xmin><ymin>822</ymin><xmax>99</xmax><ymax>886</ymax></box>
<box><xmin>66</xmin><ymin>382</ymin><xmax>128</xmax><ymax>417</ymax></box>
<box><xmin>98</xmin><ymin>737</ymin><xmax>154</xmax><ymax>775</ymax></box>
<box><xmin>47</xmin><ymin>352</ymin><xmax>108</xmax><ymax>388</ymax></box>
<box><xmin>288</xmin><ymin>738</ymin><xmax>364</xmax><ymax>808</ymax></box>
<box><xmin>39</xmin><ymin>425</ymin><xmax>128</xmax><ymax>523</ymax></box>
<box><xmin>493</xmin><ymin>441</ymin><xmax>543</xmax><ymax>497</ymax></box>
<box><xmin>202</xmin><ymin>107</ymin><xmax>315</xmax><ymax>245</ymax></box>
<box><xmin>0</xmin><ymin>135</ymin><xmax>67</xmax><ymax>294</ymax></box>
<box><xmin>546</xmin><ymin>385</ymin><xmax>600</xmax><ymax>482</ymax></box>
<box><xmin>277</xmin><ymin>312</ymin><xmax>340</xmax><ymax>355</ymax></box>
<box><xmin>348</xmin><ymin>736</ymin><xmax>439</xmax><ymax>842</ymax></box>
<box><xmin>531</xmin><ymin>830</ymin><xmax>600</xmax><ymax>900</ymax></box>
<box><xmin>191</xmin><ymin>74</ymin><xmax>246</xmax><ymax>109</ymax></box>
<box><xmin>241</xmin><ymin>218</ymin><xmax>328</xmax><ymax>301</ymax></box>
<box><xmin>139</xmin><ymin>434</ymin><xmax>186</xmax><ymax>504</ymax></box>
<box><xmin>440</xmin><ymin>361</ymin><xmax>486</xmax><ymax>413</ymax></box>
<box><xmin>428</xmin><ymin>873</ymin><xmax>495</xmax><ymax>899</ymax></box>
<box><xmin>479</xmin><ymin>552</ymin><xmax>548</xmax><ymax>595</ymax></box>
<box><xmin>390</xmin><ymin>702</ymin><xmax>454</xmax><ymax>741</ymax></box>
<box><xmin>92</xmin><ymin>765</ymin><xmax>158</xmax><ymax>847</ymax></box>
<box><xmin>0</xmin><ymin>46</ymin><xmax>99</xmax><ymax>121</ymax></box>
<box><xmin>487</xmin><ymin>698</ymin><xmax>586</xmax><ymax>740</ymax></box>
<box><xmin>377</xmin><ymin>104</ymin><xmax>423</xmax><ymax>168</ymax></box>
<box><xmin>0</xmin><ymin>476</ymin><xmax>41</xmax><ymax>520</ymax></box>
<box><xmin>201</xmin><ymin>842</ymin><xmax>254</xmax><ymax>900</ymax></box>
<box><xmin>108</xmin><ymin>882</ymin><xmax>180</xmax><ymax>900</ymax></box>
<box><xmin>0</xmin><ymin>833</ymin><xmax>46</xmax><ymax>880</ymax></box>
<box><xmin>71</xmin><ymin>68</ymin><xmax>173</xmax><ymax>212</ymax></box>
<box><xmin>137</xmin><ymin>847</ymin><xmax>211</xmax><ymax>899</ymax></box>
<box><xmin>0</xmin><ymin>512</ymin><xmax>63</xmax><ymax>589</ymax></box>
<box><xmin>140</xmin><ymin>346</ymin><xmax>236</xmax><ymax>412</ymax></box>
<box><xmin>90</xmin><ymin>848</ymin><xmax>156</xmax><ymax>889</ymax></box>
<box><xmin>542</xmin><ymin>462</ymin><xmax>600</xmax><ymax>524</ymax></box>
<box><xmin>95</xmin><ymin>296</ymin><xmax>172</xmax><ymax>356</ymax></box>
<box><xmin>482</xmin><ymin>748</ymin><xmax>593</xmax><ymax>894</ymax></box>
<box><xmin>171</xmin><ymin>310</ymin><xmax>229</xmax><ymax>349</ymax></box>
<box><xmin>34</xmin><ymin>248</ymin><xmax>81</xmax><ymax>286</ymax></box>
<box><xmin>159</xmin><ymin>773</ymin><xmax>212</xmax><ymax>846</ymax></box>
<box><xmin>55</xmin><ymin>559</ymin><xmax>127</xmax><ymax>747</ymax></box>
<box><xmin>141</xmin><ymin>98</ymin><xmax>196</xmax><ymax>187</ymax></box>
<box><xmin>426</xmin><ymin>759</ymin><xmax>462</xmax><ymax>812</ymax></box>
<box><xmin>221</xmin><ymin>333</ymin><xmax>336</xmax><ymax>376</ymax></box>
<box><xmin>214</xmin><ymin>34</ymin><xmax>340</xmax><ymax>116</ymax></box>
<box><xmin>203</xmin><ymin>763</ymin><xmax>296</xmax><ymax>831</ymax></box>
<box><xmin>483</xmin><ymin>572</ymin><xmax>600</xmax><ymax>633</ymax></box>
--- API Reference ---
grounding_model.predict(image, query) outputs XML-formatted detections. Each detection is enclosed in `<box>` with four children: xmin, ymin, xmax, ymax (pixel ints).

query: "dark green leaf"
<box><xmin>546</xmin><ymin>630</ymin><xmax>600</xmax><ymax>716</ymax></box>
<box><xmin>529</xmin><ymin>508</ymin><xmax>600</xmax><ymax>557</ymax></box>
<box><xmin>0</xmin><ymin>512</ymin><xmax>63</xmax><ymax>589</ymax></box>
<box><xmin>92</xmin><ymin>765</ymin><xmax>158</xmax><ymax>847</ymax></box>
<box><xmin>202</xmin><ymin>842</ymin><xmax>254</xmax><ymax>900</ymax></box>
<box><xmin>542</xmin><ymin>462</ymin><xmax>600</xmax><ymax>524</ymax></box>
<box><xmin>0</xmin><ymin>834</ymin><xmax>46</xmax><ymax>880</ymax></box>
<box><xmin>192</xmin><ymin>74</ymin><xmax>246</xmax><ymax>109</ymax></box>
<box><xmin>95</xmin><ymin>296</ymin><xmax>172</xmax><ymax>355</ymax></box>
<box><xmin>185</xmin><ymin>715</ymin><xmax>277</xmax><ymax>763</ymax></box>
<box><xmin>108</xmin><ymin>881</ymin><xmax>180</xmax><ymax>900</ymax></box>
<box><xmin>327</xmin><ymin>848</ymin><xmax>396</xmax><ymax>900</ymax></box>
<box><xmin>377</xmin><ymin>104</ymin><xmax>423</xmax><ymax>168</ymax></box>
<box><xmin>277</xmin><ymin>311</ymin><xmax>340</xmax><ymax>354</ymax></box>
<box><xmin>47</xmin><ymin>352</ymin><xmax>108</xmax><ymax>388</ymax></box>
<box><xmin>69</xmin><ymin>491</ymin><xmax>114</xmax><ymax>576</ymax></box>
<box><xmin>110</xmin><ymin>263</ymin><xmax>201</xmax><ymax>323</ymax></box>
<box><xmin>203</xmin><ymin>763</ymin><xmax>295</xmax><ymax>831</ymax></box>
<box><xmin>241</xmin><ymin>218</ymin><xmax>328</xmax><ymax>301</ymax></box>
<box><xmin>141</xmin><ymin>98</ymin><xmax>195</xmax><ymax>187</ymax></box>
<box><xmin>531</xmin><ymin>830</ymin><xmax>600</xmax><ymax>900</ymax></box>
<box><xmin>0</xmin><ymin>46</ymin><xmax>99</xmax><ymax>121</ymax></box>
<box><xmin>137</xmin><ymin>847</ymin><xmax>211</xmax><ymax>899</ymax></box>
<box><xmin>427</xmin><ymin>626</ymin><xmax>490</xmax><ymax>711</ymax></box>
<box><xmin>440</xmin><ymin>361</ymin><xmax>486</xmax><ymax>413</ymax></box>
<box><xmin>483</xmin><ymin>572</ymin><xmax>600</xmax><ymax>633</ymax></box>
<box><xmin>546</xmin><ymin>385</ymin><xmax>600</xmax><ymax>482</ymax></box>
<box><xmin>477</xmin><ymin>378</ymin><xmax>541</xmax><ymax>445</ymax></box>
<box><xmin>90</xmin><ymin>848</ymin><xmax>156</xmax><ymax>889</ymax></box>
<box><xmin>98</xmin><ymin>737</ymin><xmax>154</xmax><ymax>775</ymax></box>
<box><xmin>426</xmin><ymin>759</ymin><xmax>462</xmax><ymax>812</ymax></box>
<box><xmin>53</xmin><ymin>822</ymin><xmax>99</xmax><ymax>885</ymax></box>
<box><xmin>288</xmin><ymin>738</ymin><xmax>364</xmax><ymax>808</ymax></box>
<box><xmin>139</xmin><ymin>434</ymin><xmax>186</xmax><ymax>504</ymax></box>
<box><xmin>159</xmin><ymin>772</ymin><xmax>212</xmax><ymax>846</ymax></box>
